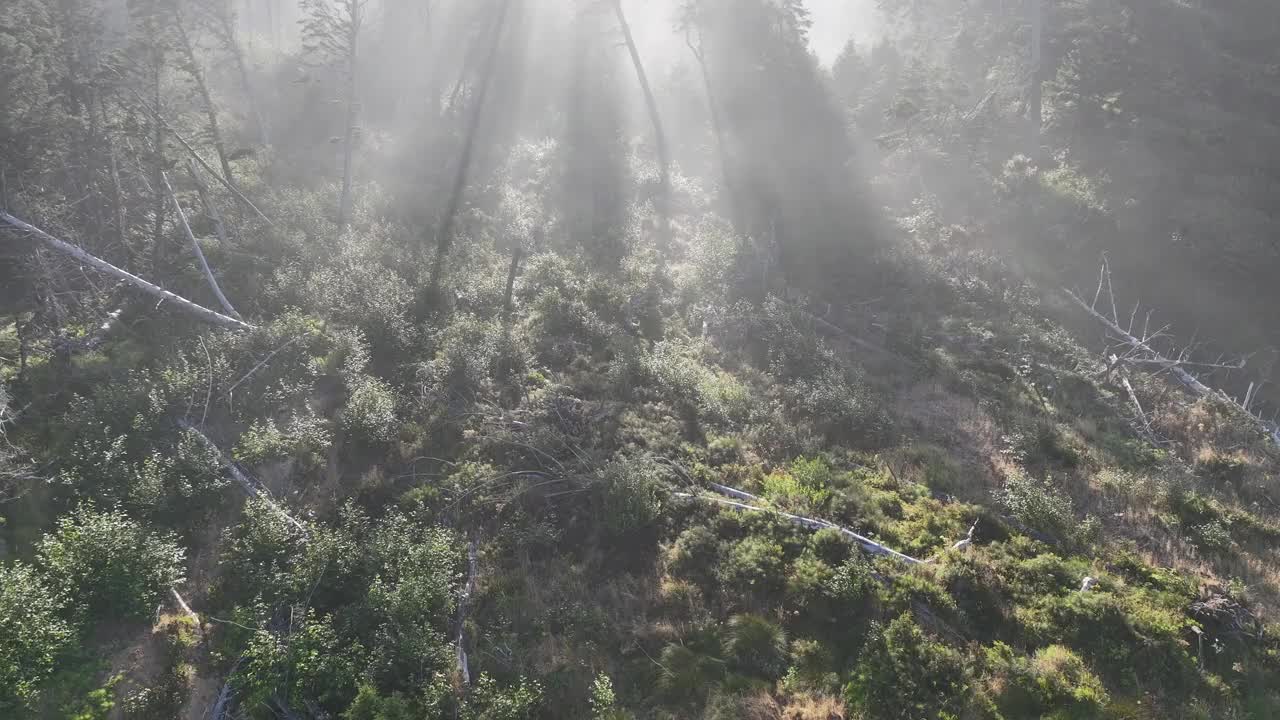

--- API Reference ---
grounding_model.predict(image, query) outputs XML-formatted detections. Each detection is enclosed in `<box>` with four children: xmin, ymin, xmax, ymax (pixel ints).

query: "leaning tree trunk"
<box><xmin>216</xmin><ymin>10</ymin><xmax>270</xmax><ymax>148</ymax></box>
<box><xmin>427</xmin><ymin>0</ymin><xmax>512</xmax><ymax>293</ymax></box>
<box><xmin>162</xmin><ymin>172</ymin><xmax>242</xmax><ymax>319</ymax></box>
<box><xmin>1</xmin><ymin>212</ymin><xmax>252</xmax><ymax>330</ymax></box>
<box><xmin>174</xmin><ymin>13</ymin><xmax>237</xmax><ymax>189</ymax></box>
<box><xmin>687</xmin><ymin>29</ymin><xmax>742</xmax><ymax>237</ymax></box>
<box><xmin>337</xmin><ymin>0</ymin><xmax>361</xmax><ymax>229</ymax></box>
<box><xmin>613</xmin><ymin>0</ymin><xmax>672</xmax><ymax>248</ymax></box>
<box><xmin>150</xmin><ymin>59</ymin><xmax>169</xmax><ymax>275</ymax></box>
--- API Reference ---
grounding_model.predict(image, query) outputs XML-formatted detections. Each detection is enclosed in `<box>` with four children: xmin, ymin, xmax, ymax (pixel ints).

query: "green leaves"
<box><xmin>0</xmin><ymin>562</ymin><xmax>74</xmax><ymax>710</ymax></box>
<box><xmin>37</xmin><ymin>504</ymin><xmax>185</xmax><ymax>623</ymax></box>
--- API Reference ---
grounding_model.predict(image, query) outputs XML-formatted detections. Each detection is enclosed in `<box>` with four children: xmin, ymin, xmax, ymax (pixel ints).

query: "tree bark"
<box><xmin>187</xmin><ymin>159</ymin><xmax>229</xmax><ymax>248</ymax></box>
<box><xmin>1064</xmin><ymin>288</ymin><xmax>1280</xmax><ymax>445</ymax></box>
<box><xmin>126</xmin><ymin>85</ymin><xmax>274</xmax><ymax>227</ymax></box>
<box><xmin>214</xmin><ymin>8</ymin><xmax>270</xmax><ymax>148</ymax></box>
<box><xmin>1</xmin><ymin>211</ymin><xmax>252</xmax><ymax>330</ymax></box>
<box><xmin>174</xmin><ymin>12</ymin><xmax>237</xmax><ymax>189</ymax></box>
<box><xmin>428</xmin><ymin>0</ymin><xmax>512</xmax><ymax>292</ymax></box>
<box><xmin>337</xmin><ymin>0</ymin><xmax>361</xmax><ymax>229</ymax></box>
<box><xmin>162</xmin><ymin>172</ymin><xmax>242</xmax><ymax>320</ymax></box>
<box><xmin>613</xmin><ymin>0</ymin><xmax>672</xmax><ymax>247</ymax></box>
<box><xmin>687</xmin><ymin>29</ymin><xmax>742</xmax><ymax>237</ymax></box>
<box><xmin>502</xmin><ymin>246</ymin><xmax>522</xmax><ymax>324</ymax></box>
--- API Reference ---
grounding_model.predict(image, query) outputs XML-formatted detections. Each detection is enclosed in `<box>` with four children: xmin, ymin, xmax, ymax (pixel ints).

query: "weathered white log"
<box><xmin>1</xmin><ymin>211</ymin><xmax>253</xmax><ymax>331</ymax></box>
<box><xmin>163</xmin><ymin>172</ymin><xmax>242</xmax><ymax>320</ymax></box>
<box><xmin>209</xmin><ymin>657</ymin><xmax>243</xmax><ymax>720</ymax></box>
<box><xmin>170</xmin><ymin>587</ymin><xmax>199</xmax><ymax>623</ymax></box>
<box><xmin>1065</xmin><ymin>288</ymin><xmax>1211</xmax><ymax>395</ymax></box>
<box><xmin>678</xmin><ymin>491</ymin><xmax>925</xmax><ymax>565</ymax></box>
<box><xmin>455</xmin><ymin>539</ymin><xmax>479</xmax><ymax>687</ymax></box>
<box><xmin>178</xmin><ymin>420</ymin><xmax>309</xmax><ymax>536</ymax></box>
<box><xmin>707</xmin><ymin>482</ymin><xmax>760</xmax><ymax>503</ymax></box>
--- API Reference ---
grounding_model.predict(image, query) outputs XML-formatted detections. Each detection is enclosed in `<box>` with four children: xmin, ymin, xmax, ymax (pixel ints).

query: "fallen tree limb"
<box><xmin>1065</xmin><ymin>287</ymin><xmax>1212</xmax><ymax>396</ymax></box>
<box><xmin>678</xmin><ymin>490</ymin><xmax>925</xmax><ymax>565</ymax></box>
<box><xmin>163</xmin><ymin>172</ymin><xmax>242</xmax><ymax>320</ymax></box>
<box><xmin>1065</xmin><ymin>287</ymin><xmax>1280</xmax><ymax>445</ymax></box>
<box><xmin>1</xmin><ymin>211</ymin><xmax>253</xmax><ymax>331</ymax></box>
<box><xmin>455</xmin><ymin>538</ymin><xmax>479</xmax><ymax>688</ymax></box>
<box><xmin>209</xmin><ymin>657</ymin><xmax>243</xmax><ymax>720</ymax></box>
<box><xmin>178</xmin><ymin>420</ymin><xmax>308</xmax><ymax>536</ymax></box>
<box><xmin>123</xmin><ymin>87</ymin><xmax>274</xmax><ymax>227</ymax></box>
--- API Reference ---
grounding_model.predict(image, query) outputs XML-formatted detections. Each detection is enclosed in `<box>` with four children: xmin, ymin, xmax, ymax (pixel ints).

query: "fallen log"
<box><xmin>178</xmin><ymin>420</ymin><xmax>308</xmax><ymax>536</ymax></box>
<box><xmin>1</xmin><ymin>211</ymin><xmax>253</xmax><ymax>331</ymax></box>
<box><xmin>677</xmin><ymin>491</ymin><xmax>925</xmax><ymax>565</ymax></box>
<box><xmin>454</xmin><ymin>539</ymin><xmax>479</xmax><ymax>688</ymax></box>
<box><xmin>1064</xmin><ymin>287</ymin><xmax>1280</xmax><ymax>445</ymax></box>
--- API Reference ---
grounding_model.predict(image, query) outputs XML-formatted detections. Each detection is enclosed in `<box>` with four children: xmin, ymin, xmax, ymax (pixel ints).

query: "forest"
<box><xmin>3</xmin><ymin>0</ymin><xmax>1280</xmax><ymax>718</ymax></box>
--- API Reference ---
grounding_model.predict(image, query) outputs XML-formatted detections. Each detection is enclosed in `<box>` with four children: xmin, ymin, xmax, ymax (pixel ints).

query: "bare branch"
<box><xmin>1</xmin><ymin>211</ymin><xmax>253</xmax><ymax>330</ymax></box>
<box><xmin>163</xmin><ymin>172</ymin><xmax>242</xmax><ymax>320</ymax></box>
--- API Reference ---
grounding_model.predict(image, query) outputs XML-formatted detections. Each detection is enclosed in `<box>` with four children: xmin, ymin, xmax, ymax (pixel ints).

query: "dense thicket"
<box><xmin>4</xmin><ymin>0</ymin><xmax>1280</xmax><ymax>718</ymax></box>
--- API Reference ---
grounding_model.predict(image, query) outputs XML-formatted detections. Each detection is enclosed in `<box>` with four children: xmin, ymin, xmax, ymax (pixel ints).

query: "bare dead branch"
<box><xmin>163</xmin><ymin>172</ymin><xmax>242</xmax><ymax>320</ymax></box>
<box><xmin>1</xmin><ymin>211</ymin><xmax>253</xmax><ymax>330</ymax></box>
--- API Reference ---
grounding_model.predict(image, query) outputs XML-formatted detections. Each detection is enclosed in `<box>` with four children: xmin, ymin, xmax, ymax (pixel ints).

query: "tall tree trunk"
<box><xmin>101</xmin><ymin>96</ymin><xmax>127</xmax><ymax>252</ymax></box>
<box><xmin>1027</xmin><ymin>0</ymin><xmax>1042</xmax><ymax>158</ymax></box>
<box><xmin>686</xmin><ymin>29</ymin><xmax>742</xmax><ymax>238</ymax></box>
<box><xmin>216</xmin><ymin>9</ymin><xmax>270</xmax><ymax>147</ymax></box>
<box><xmin>187</xmin><ymin>159</ymin><xmax>229</xmax><ymax>247</ymax></box>
<box><xmin>502</xmin><ymin>246</ymin><xmax>522</xmax><ymax>325</ymax></box>
<box><xmin>613</xmin><ymin>0</ymin><xmax>671</xmax><ymax>248</ymax></box>
<box><xmin>174</xmin><ymin>12</ymin><xmax>237</xmax><ymax>188</ymax></box>
<box><xmin>427</xmin><ymin>0</ymin><xmax>512</xmax><ymax>294</ymax></box>
<box><xmin>151</xmin><ymin>62</ymin><xmax>169</xmax><ymax>275</ymax></box>
<box><xmin>337</xmin><ymin>0</ymin><xmax>360</xmax><ymax>229</ymax></box>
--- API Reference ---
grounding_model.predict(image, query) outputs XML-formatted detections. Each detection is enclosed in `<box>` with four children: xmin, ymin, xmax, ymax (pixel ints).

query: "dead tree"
<box><xmin>187</xmin><ymin>158</ymin><xmax>230</xmax><ymax>246</ymax></box>
<box><xmin>1064</xmin><ymin>263</ymin><xmax>1280</xmax><ymax>446</ymax></box>
<box><xmin>162</xmin><ymin>172</ymin><xmax>242</xmax><ymax>319</ymax></box>
<box><xmin>454</xmin><ymin>538</ymin><xmax>479</xmax><ymax>687</ymax></box>
<box><xmin>612</xmin><ymin>0</ymin><xmax>672</xmax><ymax>247</ymax></box>
<box><xmin>178</xmin><ymin>420</ymin><xmax>309</xmax><ymax>534</ymax></box>
<box><xmin>122</xmin><ymin>81</ymin><xmax>274</xmax><ymax>227</ymax></box>
<box><xmin>1</xmin><ymin>211</ymin><xmax>252</xmax><ymax>330</ymax></box>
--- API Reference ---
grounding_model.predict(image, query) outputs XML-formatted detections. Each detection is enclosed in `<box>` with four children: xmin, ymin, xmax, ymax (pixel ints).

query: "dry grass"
<box><xmin>780</xmin><ymin>693</ymin><xmax>846</xmax><ymax>720</ymax></box>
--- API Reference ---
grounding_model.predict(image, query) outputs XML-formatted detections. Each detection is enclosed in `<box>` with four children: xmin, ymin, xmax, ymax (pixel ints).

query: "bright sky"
<box><xmin>806</xmin><ymin>0</ymin><xmax>880</xmax><ymax>65</ymax></box>
<box><xmin>622</xmin><ymin>0</ymin><xmax>880</xmax><ymax>69</ymax></box>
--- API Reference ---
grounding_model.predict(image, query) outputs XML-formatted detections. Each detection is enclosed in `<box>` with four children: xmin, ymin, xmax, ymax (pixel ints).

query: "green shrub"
<box><xmin>666</xmin><ymin>526</ymin><xmax>721</xmax><ymax>591</ymax></box>
<box><xmin>718</xmin><ymin>536</ymin><xmax>786</xmax><ymax>601</ymax></box>
<box><xmin>589</xmin><ymin>673</ymin><xmax>633</xmax><ymax>720</ymax></box>
<box><xmin>0</xmin><ymin>562</ymin><xmax>74</xmax><ymax>711</ymax></box>
<box><xmin>985</xmin><ymin>642</ymin><xmax>1109</xmax><ymax>719</ymax></box>
<box><xmin>658</xmin><ymin>642</ymin><xmax>726</xmax><ymax>701</ymax></box>
<box><xmin>723</xmin><ymin>614</ymin><xmax>789</xmax><ymax>680</ymax></box>
<box><xmin>595</xmin><ymin>460</ymin><xmax>664</xmax><ymax>537</ymax></box>
<box><xmin>37</xmin><ymin>505</ymin><xmax>185</xmax><ymax>623</ymax></box>
<box><xmin>342</xmin><ymin>375</ymin><xmax>398</xmax><ymax>442</ymax></box>
<box><xmin>463</xmin><ymin>674</ymin><xmax>542</xmax><ymax>720</ymax></box>
<box><xmin>845</xmin><ymin>613</ymin><xmax>973</xmax><ymax>720</ymax></box>
<box><xmin>996</xmin><ymin>469</ymin><xmax>1077</xmax><ymax>543</ymax></box>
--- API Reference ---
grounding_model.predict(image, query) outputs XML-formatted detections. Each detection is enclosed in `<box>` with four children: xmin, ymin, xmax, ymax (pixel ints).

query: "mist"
<box><xmin>5</xmin><ymin>0</ymin><xmax>1280</xmax><ymax>717</ymax></box>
